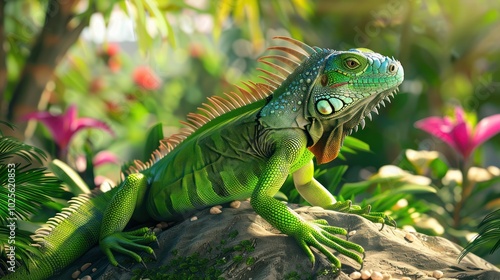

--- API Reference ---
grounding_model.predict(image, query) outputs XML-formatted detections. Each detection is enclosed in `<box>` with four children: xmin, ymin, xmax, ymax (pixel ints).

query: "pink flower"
<box><xmin>76</xmin><ymin>151</ymin><xmax>120</xmax><ymax>172</ymax></box>
<box><xmin>133</xmin><ymin>66</ymin><xmax>161</xmax><ymax>90</ymax></box>
<box><xmin>415</xmin><ymin>106</ymin><xmax>500</xmax><ymax>159</ymax></box>
<box><xmin>23</xmin><ymin>105</ymin><xmax>114</xmax><ymax>153</ymax></box>
<box><xmin>92</xmin><ymin>151</ymin><xmax>119</xmax><ymax>166</ymax></box>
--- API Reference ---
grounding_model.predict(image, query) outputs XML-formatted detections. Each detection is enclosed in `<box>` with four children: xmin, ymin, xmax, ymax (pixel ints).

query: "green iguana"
<box><xmin>6</xmin><ymin>37</ymin><xmax>404</xmax><ymax>279</ymax></box>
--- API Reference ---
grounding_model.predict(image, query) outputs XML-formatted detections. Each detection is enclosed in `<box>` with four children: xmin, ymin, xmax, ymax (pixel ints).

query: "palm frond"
<box><xmin>0</xmin><ymin>120</ymin><xmax>15</xmax><ymax>136</ymax></box>
<box><xmin>0</xmin><ymin>136</ymin><xmax>47</xmax><ymax>164</ymax></box>
<box><xmin>1</xmin><ymin>135</ymin><xmax>65</xmax><ymax>272</ymax></box>
<box><xmin>459</xmin><ymin>209</ymin><xmax>500</xmax><ymax>262</ymax></box>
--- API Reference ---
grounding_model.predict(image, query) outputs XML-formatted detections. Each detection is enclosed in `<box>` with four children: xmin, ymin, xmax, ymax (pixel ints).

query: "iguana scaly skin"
<box><xmin>6</xmin><ymin>37</ymin><xmax>404</xmax><ymax>279</ymax></box>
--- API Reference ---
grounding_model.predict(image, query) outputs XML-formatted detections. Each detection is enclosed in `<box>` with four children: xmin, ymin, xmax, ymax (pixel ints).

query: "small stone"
<box><xmin>349</xmin><ymin>271</ymin><xmax>361</xmax><ymax>279</ymax></box>
<box><xmin>80</xmin><ymin>263</ymin><xmax>91</xmax><ymax>271</ymax></box>
<box><xmin>81</xmin><ymin>276</ymin><xmax>92</xmax><ymax>280</ymax></box>
<box><xmin>433</xmin><ymin>270</ymin><xmax>444</xmax><ymax>278</ymax></box>
<box><xmin>210</xmin><ymin>206</ymin><xmax>222</xmax><ymax>214</ymax></box>
<box><xmin>71</xmin><ymin>270</ymin><xmax>81</xmax><ymax>279</ymax></box>
<box><xmin>371</xmin><ymin>271</ymin><xmax>383</xmax><ymax>280</ymax></box>
<box><xmin>230</xmin><ymin>201</ymin><xmax>241</xmax><ymax>209</ymax></box>
<box><xmin>92</xmin><ymin>268</ymin><xmax>97</xmax><ymax>272</ymax></box>
<box><xmin>382</xmin><ymin>272</ymin><xmax>392</xmax><ymax>279</ymax></box>
<box><xmin>158</xmin><ymin>221</ymin><xmax>169</xmax><ymax>229</ymax></box>
<box><xmin>214</xmin><ymin>205</ymin><xmax>223</xmax><ymax>209</ymax></box>
<box><xmin>360</xmin><ymin>269</ymin><xmax>371</xmax><ymax>279</ymax></box>
<box><xmin>348</xmin><ymin>230</ymin><xmax>357</xmax><ymax>236</ymax></box>
<box><xmin>404</xmin><ymin>232</ymin><xmax>415</xmax><ymax>242</ymax></box>
<box><xmin>401</xmin><ymin>277</ymin><xmax>411</xmax><ymax>280</ymax></box>
<box><xmin>190</xmin><ymin>216</ymin><xmax>198</xmax><ymax>221</ymax></box>
<box><xmin>152</xmin><ymin>227</ymin><xmax>162</xmax><ymax>234</ymax></box>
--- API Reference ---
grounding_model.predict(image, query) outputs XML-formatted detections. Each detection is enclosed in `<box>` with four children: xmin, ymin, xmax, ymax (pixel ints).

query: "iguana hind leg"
<box><xmin>99</xmin><ymin>173</ymin><xmax>157</xmax><ymax>267</ymax></box>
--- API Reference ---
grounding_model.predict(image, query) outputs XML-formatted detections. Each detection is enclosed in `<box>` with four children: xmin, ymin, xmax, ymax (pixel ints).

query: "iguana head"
<box><xmin>306</xmin><ymin>48</ymin><xmax>404</xmax><ymax>164</ymax></box>
<box><xmin>259</xmin><ymin>43</ymin><xmax>404</xmax><ymax>164</ymax></box>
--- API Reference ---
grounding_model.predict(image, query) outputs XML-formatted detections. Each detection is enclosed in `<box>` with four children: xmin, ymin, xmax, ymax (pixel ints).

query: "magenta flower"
<box><xmin>23</xmin><ymin>105</ymin><xmax>114</xmax><ymax>156</ymax></box>
<box><xmin>415</xmin><ymin>106</ymin><xmax>500</xmax><ymax>159</ymax></box>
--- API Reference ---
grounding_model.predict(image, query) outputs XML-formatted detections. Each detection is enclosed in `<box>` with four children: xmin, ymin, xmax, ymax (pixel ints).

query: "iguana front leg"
<box><xmin>250</xmin><ymin>136</ymin><xmax>363</xmax><ymax>268</ymax></box>
<box><xmin>293</xmin><ymin>159</ymin><xmax>395</xmax><ymax>228</ymax></box>
<box><xmin>99</xmin><ymin>173</ymin><xmax>157</xmax><ymax>267</ymax></box>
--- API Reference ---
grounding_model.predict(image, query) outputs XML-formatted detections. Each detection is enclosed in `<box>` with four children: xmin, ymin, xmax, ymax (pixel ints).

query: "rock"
<box><xmin>371</xmin><ymin>271</ymin><xmax>383</xmax><ymax>280</ymax></box>
<box><xmin>360</xmin><ymin>269</ymin><xmax>371</xmax><ymax>279</ymax></box>
<box><xmin>80</xmin><ymin>262</ymin><xmax>91</xmax><ymax>271</ymax></box>
<box><xmin>54</xmin><ymin>201</ymin><xmax>500</xmax><ymax>279</ymax></box>
<box><xmin>209</xmin><ymin>206</ymin><xmax>222</xmax><ymax>214</ymax></box>
<box><xmin>230</xmin><ymin>200</ymin><xmax>241</xmax><ymax>209</ymax></box>
<box><xmin>433</xmin><ymin>270</ymin><xmax>444</xmax><ymax>278</ymax></box>
<box><xmin>349</xmin><ymin>271</ymin><xmax>361</xmax><ymax>279</ymax></box>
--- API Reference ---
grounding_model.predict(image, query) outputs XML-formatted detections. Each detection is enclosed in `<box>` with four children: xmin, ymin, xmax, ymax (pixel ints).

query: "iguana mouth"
<box><xmin>343</xmin><ymin>87</ymin><xmax>400</xmax><ymax>135</ymax></box>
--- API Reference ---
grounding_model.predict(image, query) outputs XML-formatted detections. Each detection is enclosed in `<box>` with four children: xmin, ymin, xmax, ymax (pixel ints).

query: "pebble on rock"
<box><xmin>230</xmin><ymin>200</ymin><xmax>241</xmax><ymax>208</ymax></box>
<box><xmin>371</xmin><ymin>271</ymin><xmax>383</xmax><ymax>280</ymax></box>
<box><xmin>190</xmin><ymin>216</ymin><xmax>198</xmax><ymax>221</ymax></box>
<box><xmin>432</xmin><ymin>270</ymin><xmax>444</xmax><ymax>278</ymax></box>
<box><xmin>349</xmin><ymin>271</ymin><xmax>361</xmax><ymax>279</ymax></box>
<box><xmin>404</xmin><ymin>232</ymin><xmax>415</xmax><ymax>242</ymax></box>
<box><xmin>80</xmin><ymin>263</ymin><xmax>91</xmax><ymax>271</ymax></box>
<box><xmin>210</xmin><ymin>206</ymin><xmax>222</xmax><ymax>214</ymax></box>
<box><xmin>71</xmin><ymin>270</ymin><xmax>80</xmax><ymax>279</ymax></box>
<box><xmin>360</xmin><ymin>269</ymin><xmax>371</xmax><ymax>279</ymax></box>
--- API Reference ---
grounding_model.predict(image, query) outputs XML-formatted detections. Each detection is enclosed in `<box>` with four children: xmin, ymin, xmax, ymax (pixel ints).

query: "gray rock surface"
<box><xmin>53</xmin><ymin>201</ymin><xmax>500</xmax><ymax>279</ymax></box>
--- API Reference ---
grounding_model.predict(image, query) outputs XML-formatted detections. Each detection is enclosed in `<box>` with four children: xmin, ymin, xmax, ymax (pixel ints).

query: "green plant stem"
<box><xmin>453</xmin><ymin>157</ymin><xmax>473</xmax><ymax>229</ymax></box>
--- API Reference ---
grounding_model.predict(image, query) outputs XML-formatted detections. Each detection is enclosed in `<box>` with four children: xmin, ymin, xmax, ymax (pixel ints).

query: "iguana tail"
<box><xmin>5</xmin><ymin>189</ymin><xmax>116</xmax><ymax>280</ymax></box>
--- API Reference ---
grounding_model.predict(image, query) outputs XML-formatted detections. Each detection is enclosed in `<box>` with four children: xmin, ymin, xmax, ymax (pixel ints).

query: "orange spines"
<box><xmin>125</xmin><ymin>37</ymin><xmax>318</xmax><ymax>174</ymax></box>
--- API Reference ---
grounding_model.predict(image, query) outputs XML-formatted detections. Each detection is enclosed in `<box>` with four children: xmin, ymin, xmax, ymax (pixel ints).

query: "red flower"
<box><xmin>106</xmin><ymin>43</ymin><xmax>120</xmax><ymax>57</ymax></box>
<box><xmin>133</xmin><ymin>66</ymin><xmax>161</xmax><ymax>90</ymax></box>
<box><xmin>108</xmin><ymin>56</ymin><xmax>121</xmax><ymax>73</ymax></box>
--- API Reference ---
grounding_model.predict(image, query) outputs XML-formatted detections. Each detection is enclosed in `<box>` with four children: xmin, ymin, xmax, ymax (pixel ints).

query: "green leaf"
<box><xmin>49</xmin><ymin>159</ymin><xmax>90</xmax><ymax>195</ymax></box>
<box><xmin>388</xmin><ymin>184</ymin><xmax>437</xmax><ymax>195</ymax></box>
<box><xmin>132</xmin><ymin>0</ymin><xmax>153</xmax><ymax>52</ymax></box>
<box><xmin>343</xmin><ymin>136</ymin><xmax>370</xmax><ymax>152</ymax></box>
<box><xmin>143</xmin><ymin>0</ymin><xmax>176</xmax><ymax>47</ymax></box>
<box><xmin>321</xmin><ymin>165</ymin><xmax>348</xmax><ymax>194</ymax></box>
<box><xmin>144</xmin><ymin>123</ymin><xmax>164</xmax><ymax>162</ymax></box>
<box><xmin>429</xmin><ymin>157</ymin><xmax>448</xmax><ymax>179</ymax></box>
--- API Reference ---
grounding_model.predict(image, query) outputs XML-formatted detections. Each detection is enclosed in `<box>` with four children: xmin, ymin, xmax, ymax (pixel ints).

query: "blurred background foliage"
<box><xmin>1</xmin><ymin>0</ymin><xmax>500</xmax><ymax>267</ymax></box>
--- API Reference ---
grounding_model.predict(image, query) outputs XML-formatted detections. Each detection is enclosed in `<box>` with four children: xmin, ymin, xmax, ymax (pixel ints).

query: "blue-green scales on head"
<box><xmin>258</xmin><ymin>37</ymin><xmax>404</xmax><ymax>164</ymax></box>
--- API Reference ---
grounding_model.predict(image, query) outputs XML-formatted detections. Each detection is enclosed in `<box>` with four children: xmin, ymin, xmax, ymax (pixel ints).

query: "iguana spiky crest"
<box><xmin>30</xmin><ymin>190</ymin><xmax>105</xmax><ymax>245</ymax></box>
<box><xmin>126</xmin><ymin>37</ymin><xmax>316</xmax><ymax>174</ymax></box>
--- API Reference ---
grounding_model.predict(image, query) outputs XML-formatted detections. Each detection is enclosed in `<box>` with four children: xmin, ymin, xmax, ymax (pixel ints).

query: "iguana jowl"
<box><xmin>7</xmin><ymin>37</ymin><xmax>404</xmax><ymax>279</ymax></box>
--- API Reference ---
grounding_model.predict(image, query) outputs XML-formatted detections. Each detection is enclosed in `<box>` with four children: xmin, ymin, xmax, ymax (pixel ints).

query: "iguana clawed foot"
<box><xmin>100</xmin><ymin>227</ymin><xmax>157</xmax><ymax>267</ymax></box>
<box><xmin>325</xmin><ymin>200</ymin><xmax>397</xmax><ymax>230</ymax></box>
<box><xmin>294</xmin><ymin>219</ymin><xmax>364</xmax><ymax>269</ymax></box>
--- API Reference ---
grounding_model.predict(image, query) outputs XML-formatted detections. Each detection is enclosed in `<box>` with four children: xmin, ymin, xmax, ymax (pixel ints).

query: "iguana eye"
<box><xmin>344</xmin><ymin>58</ymin><xmax>360</xmax><ymax>69</ymax></box>
<box><xmin>320</xmin><ymin>74</ymin><xmax>328</xmax><ymax>87</ymax></box>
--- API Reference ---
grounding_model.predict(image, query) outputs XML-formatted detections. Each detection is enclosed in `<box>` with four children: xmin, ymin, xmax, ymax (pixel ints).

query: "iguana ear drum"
<box><xmin>315</xmin><ymin>98</ymin><xmax>344</xmax><ymax>115</ymax></box>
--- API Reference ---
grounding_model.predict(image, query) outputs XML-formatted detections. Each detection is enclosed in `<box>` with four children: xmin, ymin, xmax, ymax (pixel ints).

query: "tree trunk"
<box><xmin>5</xmin><ymin>0</ymin><xmax>93</xmax><ymax>126</ymax></box>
